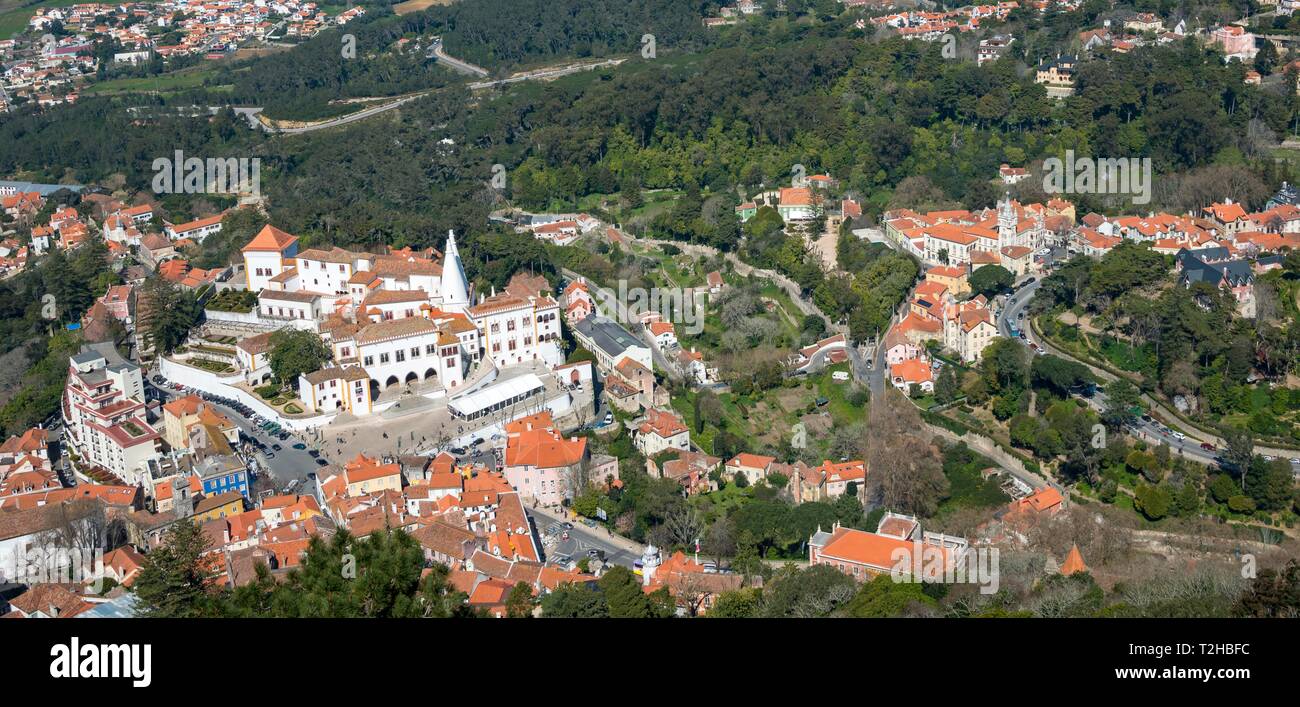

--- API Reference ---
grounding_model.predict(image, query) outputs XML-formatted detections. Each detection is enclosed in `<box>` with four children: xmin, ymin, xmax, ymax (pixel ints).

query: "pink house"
<box><xmin>501</xmin><ymin>412</ymin><xmax>588</xmax><ymax>507</ymax></box>
<box><xmin>97</xmin><ymin>284</ymin><xmax>134</xmax><ymax>323</ymax></box>
<box><xmin>882</xmin><ymin>326</ymin><xmax>922</xmax><ymax>366</ymax></box>
<box><xmin>1209</xmin><ymin>26</ymin><xmax>1258</xmax><ymax>61</ymax></box>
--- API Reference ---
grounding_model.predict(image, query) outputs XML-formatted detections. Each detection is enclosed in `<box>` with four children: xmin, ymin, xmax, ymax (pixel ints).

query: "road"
<box><xmin>427</xmin><ymin>39</ymin><xmax>488</xmax><ymax>77</ymax></box>
<box><xmin>239</xmin><ymin>52</ymin><xmax>623</xmax><ymax>135</ymax></box>
<box><xmin>144</xmin><ymin>374</ymin><xmax>324</xmax><ymax>494</ymax></box>
<box><xmin>526</xmin><ymin>505</ymin><xmax>642</xmax><ymax>570</ymax></box>
<box><xmin>997</xmin><ymin>281</ymin><xmax>1300</xmax><ymax>473</ymax></box>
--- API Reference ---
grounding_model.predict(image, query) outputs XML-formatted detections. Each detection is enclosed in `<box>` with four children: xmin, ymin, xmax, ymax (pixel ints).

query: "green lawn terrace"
<box><xmin>670</xmin><ymin>361</ymin><xmax>867</xmax><ymax>461</ymax></box>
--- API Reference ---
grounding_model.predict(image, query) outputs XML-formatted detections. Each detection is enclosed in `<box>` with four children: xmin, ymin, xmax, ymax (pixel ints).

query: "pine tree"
<box><xmin>134</xmin><ymin>520</ymin><xmax>215</xmax><ymax>618</ymax></box>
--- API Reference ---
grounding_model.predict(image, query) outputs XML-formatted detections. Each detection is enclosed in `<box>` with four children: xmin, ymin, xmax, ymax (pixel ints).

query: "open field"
<box><xmin>0</xmin><ymin>0</ymin><xmax>138</xmax><ymax>37</ymax></box>
<box><xmin>82</xmin><ymin>67</ymin><xmax>228</xmax><ymax>95</ymax></box>
<box><xmin>393</xmin><ymin>0</ymin><xmax>456</xmax><ymax>15</ymax></box>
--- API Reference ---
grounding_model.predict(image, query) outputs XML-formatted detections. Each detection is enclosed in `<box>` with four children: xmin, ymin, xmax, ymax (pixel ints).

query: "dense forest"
<box><xmin>4</xmin><ymin>5</ymin><xmax>1298</xmax><ymax>230</ymax></box>
<box><xmin>2</xmin><ymin>4</ymin><xmax>1297</xmax><ymax>350</ymax></box>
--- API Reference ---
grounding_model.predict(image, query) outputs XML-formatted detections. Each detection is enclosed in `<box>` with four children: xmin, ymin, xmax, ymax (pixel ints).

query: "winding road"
<box><xmin>998</xmin><ymin>280</ymin><xmax>1300</xmax><ymax>473</ymax></box>
<box><xmin>236</xmin><ymin>44</ymin><xmax>623</xmax><ymax>135</ymax></box>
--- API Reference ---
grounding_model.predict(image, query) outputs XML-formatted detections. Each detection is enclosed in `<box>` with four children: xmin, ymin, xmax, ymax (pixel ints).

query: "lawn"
<box><xmin>671</xmin><ymin>365</ymin><xmax>868</xmax><ymax>457</ymax></box>
<box><xmin>934</xmin><ymin>444</ymin><xmax>1011</xmax><ymax>518</ymax></box>
<box><xmin>625</xmin><ymin>189</ymin><xmax>684</xmax><ymax>223</ymax></box>
<box><xmin>1098</xmin><ymin>336</ymin><xmax>1156</xmax><ymax>374</ymax></box>
<box><xmin>82</xmin><ymin>67</ymin><xmax>225</xmax><ymax>95</ymax></box>
<box><xmin>0</xmin><ymin>0</ymin><xmax>89</xmax><ymax>38</ymax></box>
<box><xmin>393</xmin><ymin>0</ymin><xmax>456</xmax><ymax>14</ymax></box>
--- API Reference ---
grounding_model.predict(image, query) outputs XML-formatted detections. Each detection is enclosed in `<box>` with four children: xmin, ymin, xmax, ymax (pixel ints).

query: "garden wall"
<box><xmin>160</xmin><ymin>357</ymin><xmax>332</xmax><ymax>431</ymax></box>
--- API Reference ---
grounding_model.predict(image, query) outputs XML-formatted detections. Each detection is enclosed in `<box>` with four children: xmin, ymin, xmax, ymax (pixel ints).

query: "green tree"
<box><xmin>506</xmin><ymin>582</ymin><xmax>535</xmax><ymax>618</ymax></box>
<box><xmin>934</xmin><ymin>364</ymin><xmax>962</xmax><ymax>404</ymax></box>
<box><xmin>1246</xmin><ymin>456</ymin><xmax>1296</xmax><ymax>512</ymax></box>
<box><xmin>708</xmin><ymin>588</ymin><xmax>759</xmax><ymax>618</ymax></box>
<box><xmin>599</xmin><ymin>565</ymin><xmax>660</xmax><ymax>618</ymax></box>
<box><xmin>268</xmin><ymin>328</ymin><xmax>332</xmax><ymax>385</ymax></box>
<box><xmin>141</xmin><ymin>276</ymin><xmax>201</xmax><ymax>355</ymax></box>
<box><xmin>979</xmin><ymin>338</ymin><xmax>1029</xmax><ymax>396</ymax></box>
<box><xmin>1235</xmin><ymin>560</ymin><xmax>1300</xmax><ymax>617</ymax></box>
<box><xmin>968</xmin><ymin>264</ymin><xmax>1014</xmax><ymax>297</ymax></box>
<box><xmin>844</xmin><ymin>574</ymin><xmax>936</xmax><ymax>618</ymax></box>
<box><xmin>223</xmin><ymin>529</ymin><xmax>473</xmax><ymax>618</ymax></box>
<box><xmin>134</xmin><ymin>520</ymin><xmax>215</xmax><ymax>618</ymax></box>
<box><xmin>540</xmin><ymin>582</ymin><xmax>609</xmax><ymax>617</ymax></box>
<box><xmin>1134</xmin><ymin>483</ymin><xmax>1171</xmax><ymax>520</ymax></box>
<box><xmin>1101</xmin><ymin>378</ymin><xmax>1140</xmax><ymax>430</ymax></box>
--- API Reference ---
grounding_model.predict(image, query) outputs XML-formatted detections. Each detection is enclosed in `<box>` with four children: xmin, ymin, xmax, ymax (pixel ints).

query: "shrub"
<box><xmin>1227</xmin><ymin>495</ymin><xmax>1257</xmax><ymax>514</ymax></box>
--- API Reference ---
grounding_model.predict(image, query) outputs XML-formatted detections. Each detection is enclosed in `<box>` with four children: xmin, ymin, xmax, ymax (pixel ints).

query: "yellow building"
<box><xmin>162</xmin><ymin>395</ymin><xmax>238</xmax><ymax>452</ymax></box>
<box><xmin>925</xmin><ymin>265</ymin><xmax>970</xmax><ymax>297</ymax></box>
<box><xmin>343</xmin><ymin>453</ymin><xmax>403</xmax><ymax>498</ymax></box>
<box><xmin>192</xmin><ymin>491</ymin><xmax>246</xmax><ymax>522</ymax></box>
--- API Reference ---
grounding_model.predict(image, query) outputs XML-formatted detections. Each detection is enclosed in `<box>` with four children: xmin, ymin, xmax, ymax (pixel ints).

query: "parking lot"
<box><xmin>147</xmin><ymin>373</ymin><xmax>326</xmax><ymax>494</ymax></box>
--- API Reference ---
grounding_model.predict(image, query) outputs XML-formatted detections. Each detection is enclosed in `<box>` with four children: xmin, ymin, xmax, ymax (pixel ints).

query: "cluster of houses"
<box><xmin>735</xmin><ymin>174</ymin><xmax>858</xmax><ymax>226</ymax></box>
<box><xmin>808</xmin><ymin>485</ymin><xmax>1086</xmax><ymax>585</ymax></box>
<box><xmin>2</xmin><ymin>176</ymin><xmax>235</xmax><ymax>286</ymax></box>
<box><xmin>1073</xmin><ymin>196</ymin><xmax>1300</xmax><ymax>316</ymax></box>
<box><xmin>702</xmin><ymin>0</ymin><xmax>761</xmax><ymax>27</ymax></box>
<box><xmin>882</xmin><ymin>195</ymin><xmax>1073</xmax><ymax>268</ymax></box>
<box><xmin>0</xmin><ymin>410</ymin><xmax>283</xmax><ymax>617</ymax></box>
<box><xmin>2</xmin><ymin>1</ymin><xmax>364</xmax><ymax>111</ymax></box>
<box><xmin>513</xmin><ymin>212</ymin><xmax>616</xmax><ymax>247</ymax></box>
<box><xmin>0</xmin><ymin>35</ymin><xmax>91</xmax><ymax>111</ymax></box>
<box><xmin>885</xmin><ymin>265</ymin><xmax>998</xmax><ymax>394</ymax></box>
<box><xmin>870</xmin><ymin>2</ymin><xmax>1020</xmax><ymax>41</ymax></box>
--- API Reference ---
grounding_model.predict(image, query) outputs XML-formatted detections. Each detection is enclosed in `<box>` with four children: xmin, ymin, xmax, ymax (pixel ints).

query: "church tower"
<box><xmin>441</xmin><ymin>230</ymin><xmax>470</xmax><ymax>312</ymax></box>
<box><xmin>997</xmin><ymin>195</ymin><xmax>1018</xmax><ymax>249</ymax></box>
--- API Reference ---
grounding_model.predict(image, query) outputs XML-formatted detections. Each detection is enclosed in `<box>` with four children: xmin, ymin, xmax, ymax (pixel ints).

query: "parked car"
<box><xmin>315</xmin><ymin>458</ymin><xmax>329</xmax><ymax>466</ymax></box>
<box><xmin>272</xmin><ymin>443</ymin><xmax>282</xmax><ymax>451</ymax></box>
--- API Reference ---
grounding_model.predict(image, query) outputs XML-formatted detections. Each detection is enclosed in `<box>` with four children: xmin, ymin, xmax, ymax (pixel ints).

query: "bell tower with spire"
<box><xmin>997</xmin><ymin>195</ymin><xmax>1019</xmax><ymax>249</ymax></box>
<box><xmin>441</xmin><ymin>229</ymin><xmax>470</xmax><ymax>312</ymax></box>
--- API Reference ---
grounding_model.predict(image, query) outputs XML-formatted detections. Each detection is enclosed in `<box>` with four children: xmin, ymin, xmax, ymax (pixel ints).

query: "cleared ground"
<box><xmin>393</xmin><ymin>0</ymin><xmax>456</xmax><ymax>15</ymax></box>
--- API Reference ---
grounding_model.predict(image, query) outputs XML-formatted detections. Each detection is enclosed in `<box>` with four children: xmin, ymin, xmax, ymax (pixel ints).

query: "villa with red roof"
<box><xmin>809</xmin><ymin>512</ymin><xmax>969</xmax><ymax>581</ymax></box>
<box><xmin>502</xmin><ymin>412</ymin><xmax>588</xmax><ymax>507</ymax></box>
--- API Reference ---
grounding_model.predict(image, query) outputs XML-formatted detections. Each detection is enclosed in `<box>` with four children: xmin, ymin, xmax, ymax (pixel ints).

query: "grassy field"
<box><xmin>671</xmin><ymin>362</ymin><xmax>867</xmax><ymax>456</ymax></box>
<box><xmin>82</xmin><ymin>67</ymin><xmax>226</xmax><ymax>95</ymax></box>
<box><xmin>393</xmin><ymin>0</ymin><xmax>456</xmax><ymax>15</ymax></box>
<box><xmin>0</xmin><ymin>0</ymin><xmax>110</xmax><ymax>38</ymax></box>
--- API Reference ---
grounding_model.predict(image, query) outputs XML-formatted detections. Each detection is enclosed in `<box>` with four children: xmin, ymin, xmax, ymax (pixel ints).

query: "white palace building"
<box><xmin>224</xmin><ymin>226</ymin><xmax>565</xmax><ymax>417</ymax></box>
